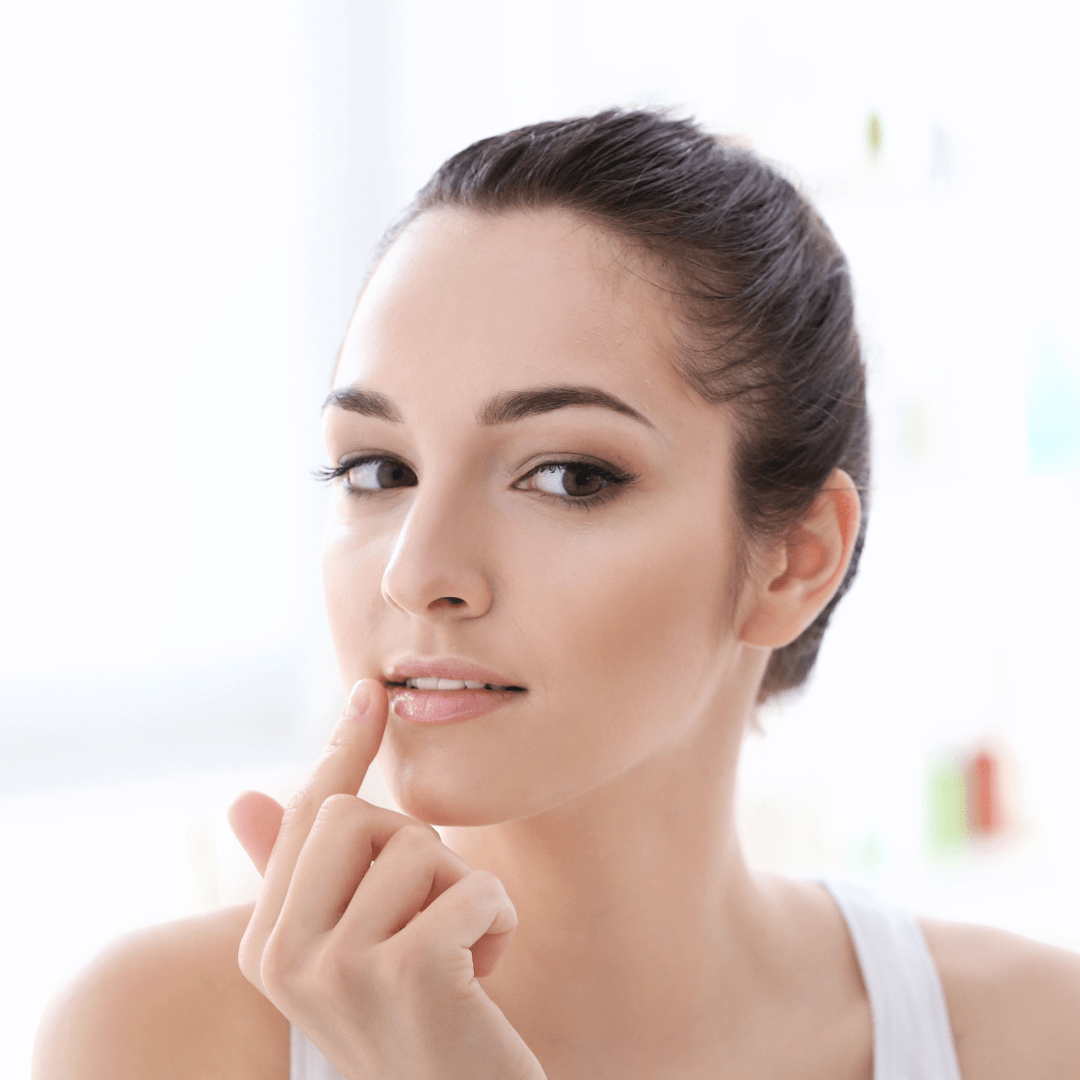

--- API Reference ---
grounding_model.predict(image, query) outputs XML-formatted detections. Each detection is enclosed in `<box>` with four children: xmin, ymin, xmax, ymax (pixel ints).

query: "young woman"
<box><xmin>35</xmin><ymin>110</ymin><xmax>1080</xmax><ymax>1080</ymax></box>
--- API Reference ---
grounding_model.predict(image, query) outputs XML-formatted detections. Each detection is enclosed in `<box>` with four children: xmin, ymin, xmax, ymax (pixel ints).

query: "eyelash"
<box><xmin>313</xmin><ymin>455</ymin><xmax>638</xmax><ymax>511</ymax></box>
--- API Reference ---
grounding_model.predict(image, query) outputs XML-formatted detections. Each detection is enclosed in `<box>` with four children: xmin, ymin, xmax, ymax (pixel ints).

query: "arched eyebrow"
<box><xmin>322</xmin><ymin>384</ymin><xmax>655</xmax><ymax>429</ymax></box>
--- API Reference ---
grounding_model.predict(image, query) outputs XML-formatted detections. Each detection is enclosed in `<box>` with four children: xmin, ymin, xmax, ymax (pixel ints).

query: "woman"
<box><xmin>35</xmin><ymin>110</ymin><xmax>1080</xmax><ymax>1079</ymax></box>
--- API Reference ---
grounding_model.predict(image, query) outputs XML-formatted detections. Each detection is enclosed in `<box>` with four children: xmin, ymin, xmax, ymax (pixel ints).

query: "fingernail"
<box><xmin>343</xmin><ymin>679</ymin><xmax>373</xmax><ymax>721</ymax></box>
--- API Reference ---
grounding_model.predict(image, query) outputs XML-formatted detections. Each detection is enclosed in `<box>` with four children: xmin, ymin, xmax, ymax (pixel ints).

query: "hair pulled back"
<box><xmin>377</xmin><ymin>108</ymin><xmax>870</xmax><ymax>702</ymax></box>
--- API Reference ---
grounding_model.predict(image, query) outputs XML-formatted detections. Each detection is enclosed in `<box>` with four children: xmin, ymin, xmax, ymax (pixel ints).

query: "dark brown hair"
<box><xmin>375</xmin><ymin>108</ymin><xmax>870</xmax><ymax>702</ymax></box>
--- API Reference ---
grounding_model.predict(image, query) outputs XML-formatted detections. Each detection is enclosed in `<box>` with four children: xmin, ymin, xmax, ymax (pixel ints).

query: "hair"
<box><xmin>372</xmin><ymin>108</ymin><xmax>870</xmax><ymax>703</ymax></box>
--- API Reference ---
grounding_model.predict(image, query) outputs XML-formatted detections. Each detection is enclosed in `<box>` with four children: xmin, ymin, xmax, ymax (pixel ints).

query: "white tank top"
<box><xmin>288</xmin><ymin>878</ymin><xmax>963</xmax><ymax>1079</ymax></box>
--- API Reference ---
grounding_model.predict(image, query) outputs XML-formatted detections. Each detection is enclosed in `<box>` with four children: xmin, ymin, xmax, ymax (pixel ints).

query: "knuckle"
<box><xmin>236</xmin><ymin>936</ymin><xmax>262</xmax><ymax>987</ymax></box>
<box><xmin>397</xmin><ymin>822</ymin><xmax>439</xmax><ymax>847</ymax></box>
<box><xmin>384</xmin><ymin>808</ymin><xmax>438</xmax><ymax>836</ymax></box>
<box><xmin>310</xmin><ymin>942</ymin><xmax>358</xmax><ymax>991</ymax></box>
<box><xmin>468</xmin><ymin>868</ymin><xmax>506</xmax><ymax>896</ymax></box>
<box><xmin>318</xmin><ymin>791</ymin><xmax>359</xmax><ymax>820</ymax></box>
<box><xmin>259</xmin><ymin>929</ymin><xmax>303</xmax><ymax>998</ymax></box>
<box><xmin>281</xmin><ymin>786</ymin><xmax>321</xmax><ymax>827</ymax></box>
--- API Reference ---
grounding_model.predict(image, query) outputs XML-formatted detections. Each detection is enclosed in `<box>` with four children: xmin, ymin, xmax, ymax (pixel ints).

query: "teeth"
<box><xmin>403</xmin><ymin>677</ymin><xmax>510</xmax><ymax>691</ymax></box>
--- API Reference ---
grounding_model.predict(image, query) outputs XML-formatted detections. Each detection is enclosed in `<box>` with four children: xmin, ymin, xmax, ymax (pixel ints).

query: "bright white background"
<box><xmin>2</xmin><ymin>0</ymin><xmax>1079</xmax><ymax>1073</ymax></box>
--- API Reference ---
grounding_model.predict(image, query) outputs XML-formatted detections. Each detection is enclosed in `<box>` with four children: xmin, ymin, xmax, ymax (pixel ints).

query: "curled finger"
<box><xmin>273</xmin><ymin>794</ymin><xmax>414</xmax><ymax>944</ymax></box>
<box><xmin>338</xmin><ymin>823</ymin><xmax>471</xmax><ymax>947</ymax></box>
<box><xmin>392</xmin><ymin>869</ymin><xmax>518</xmax><ymax>982</ymax></box>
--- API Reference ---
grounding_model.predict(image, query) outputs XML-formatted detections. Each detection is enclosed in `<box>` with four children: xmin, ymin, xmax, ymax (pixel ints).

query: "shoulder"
<box><xmin>33</xmin><ymin>902</ymin><xmax>288</xmax><ymax>1080</ymax></box>
<box><xmin>920</xmin><ymin>916</ymin><xmax>1080</xmax><ymax>1080</ymax></box>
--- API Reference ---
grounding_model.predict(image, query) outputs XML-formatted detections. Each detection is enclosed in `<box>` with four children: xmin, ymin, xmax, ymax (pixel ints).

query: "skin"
<box><xmin>33</xmin><ymin>208</ymin><xmax>1080</xmax><ymax>1080</ymax></box>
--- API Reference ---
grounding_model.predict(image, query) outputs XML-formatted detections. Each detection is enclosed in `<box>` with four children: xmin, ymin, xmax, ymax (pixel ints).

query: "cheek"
<box><xmin>523</xmin><ymin>503</ymin><xmax>738</xmax><ymax>752</ymax></box>
<box><xmin>322</xmin><ymin>519</ymin><xmax>390</xmax><ymax>675</ymax></box>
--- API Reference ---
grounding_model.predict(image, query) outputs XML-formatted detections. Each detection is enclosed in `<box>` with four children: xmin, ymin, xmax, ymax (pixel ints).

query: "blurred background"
<box><xmin>2</xmin><ymin>0</ymin><xmax>1079</xmax><ymax>1071</ymax></box>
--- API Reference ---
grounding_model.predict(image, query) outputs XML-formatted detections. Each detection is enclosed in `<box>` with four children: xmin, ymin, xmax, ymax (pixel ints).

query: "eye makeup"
<box><xmin>314</xmin><ymin>454</ymin><xmax>640</xmax><ymax>511</ymax></box>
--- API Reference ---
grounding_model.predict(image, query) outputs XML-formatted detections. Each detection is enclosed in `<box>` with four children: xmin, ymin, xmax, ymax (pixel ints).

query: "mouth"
<box><xmin>382</xmin><ymin>659</ymin><xmax>527</xmax><ymax>725</ymax></box>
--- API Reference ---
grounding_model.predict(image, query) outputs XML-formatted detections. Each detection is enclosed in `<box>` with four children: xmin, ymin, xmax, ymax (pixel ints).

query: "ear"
<box><xmin>739</xmin><ymin>469</ymin><xmax>862</xmax><ymax>650</ymax></box>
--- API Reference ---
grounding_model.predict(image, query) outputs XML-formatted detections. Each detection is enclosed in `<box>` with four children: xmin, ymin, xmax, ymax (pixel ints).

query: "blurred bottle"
<box><xmin>926</xmin><ymin>754</ymin><xmax>969</xmax><ymax>855</ymax></box>
<box><xmin>968</xmin><ymin>749</ymin><xmax>1001</xmax><ymax>837</ymax></box>
<box><xmin>926</xmin><ymin>743</ymin><xmax>1014</xmax><ymax>858</ymax></box>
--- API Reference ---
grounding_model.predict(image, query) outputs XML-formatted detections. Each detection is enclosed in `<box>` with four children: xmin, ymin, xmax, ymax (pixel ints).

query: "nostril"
<box><xmin>443</xmin><ymin>597</ymin><xmax>466</xmax><ymax>606</ymax></box>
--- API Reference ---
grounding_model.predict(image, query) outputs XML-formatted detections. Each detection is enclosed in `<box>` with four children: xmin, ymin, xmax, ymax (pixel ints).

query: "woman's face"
<box><xmin>323</xmin><ymin>208</ymin><xmax>756</xmax><ymax>826</ymax></box>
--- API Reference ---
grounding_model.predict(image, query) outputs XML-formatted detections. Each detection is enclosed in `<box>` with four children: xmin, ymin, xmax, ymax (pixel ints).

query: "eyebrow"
<box><xmin>322</xmin><ymin>383</ymin><xmax>655</xmax><ymax>429</ymax></box>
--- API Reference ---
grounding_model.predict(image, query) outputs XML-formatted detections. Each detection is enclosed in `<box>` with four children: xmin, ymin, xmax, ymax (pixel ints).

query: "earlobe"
<box><xmin>739</xmin><ymin>469</ymin><xmax>861</xmax><ymax>650</ymax></box>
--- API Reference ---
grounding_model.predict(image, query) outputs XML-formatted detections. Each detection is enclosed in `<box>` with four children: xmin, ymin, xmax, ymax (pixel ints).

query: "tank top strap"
<box><xmin>819</xmin><ymin>878</ymin><xmax>964</xmax><ymax>1080</ymax></box>
<box><xmin>290</xmin><ymin>1023</ymin><xmax>347</xmax><ymax>1080</ymax></box>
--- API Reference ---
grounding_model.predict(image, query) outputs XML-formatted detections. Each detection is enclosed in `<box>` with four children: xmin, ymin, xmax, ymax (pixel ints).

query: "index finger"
<box><xmin>257</xmin><ymin>678</ymin><xmax>388</xmax><ymax>908</ymax></box>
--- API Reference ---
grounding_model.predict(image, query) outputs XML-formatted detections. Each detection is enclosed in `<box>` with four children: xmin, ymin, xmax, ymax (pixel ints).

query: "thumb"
<box><xmin>227</xmin><ymin>789</ymin><xmax>285</xmax><ymax>876</ymax></box>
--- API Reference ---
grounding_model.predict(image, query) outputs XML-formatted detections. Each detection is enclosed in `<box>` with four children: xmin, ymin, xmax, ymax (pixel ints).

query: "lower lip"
<box><xmin>386</xmin><ymin>686</ymin><xmax>523</xmax><ymax>724</ymax></box>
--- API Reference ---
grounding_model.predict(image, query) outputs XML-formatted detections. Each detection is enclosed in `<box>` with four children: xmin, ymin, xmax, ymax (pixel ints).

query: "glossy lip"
<box><xmin>383</xmin><ymin>656</ymin><xmax>527</xmax><ymax>690</ymax></box>
<box><xmin>383</xmin><ymin>656</ymin><xmax>527</xmax><ymax>726</ymax></box>
<box><xmin>386</xmin><ymin>685</ymin><xmax>521</xmax><ymax>725</ymax></box>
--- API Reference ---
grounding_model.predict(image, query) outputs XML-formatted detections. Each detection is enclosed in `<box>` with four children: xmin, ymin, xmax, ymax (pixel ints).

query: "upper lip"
<box><xmin>383</xmin><ymin>656</ymin><xmax>526</xmax><ymax>689</ymax></box>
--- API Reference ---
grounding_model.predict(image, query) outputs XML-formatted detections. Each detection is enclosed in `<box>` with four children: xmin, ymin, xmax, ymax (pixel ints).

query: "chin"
<box><xmin>389</xmin><ymin>780</ymin><xmax>514</xmax><ymax>827</ymax></box>
<box><xmin>378</xmin><ymin>755</ymin><xmax>555</xmax><ymax>827</ymax></box>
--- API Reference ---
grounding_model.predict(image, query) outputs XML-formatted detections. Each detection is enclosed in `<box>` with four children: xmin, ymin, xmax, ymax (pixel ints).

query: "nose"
<box><xmin>380</xmin><ymin>476</ymin><xmax>495</xmax><ymax>622</ymax></box>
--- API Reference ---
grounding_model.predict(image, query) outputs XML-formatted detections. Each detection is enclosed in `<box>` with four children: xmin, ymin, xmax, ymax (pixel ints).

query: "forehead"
<box><xmin>335</xmin><ymin>208</ymin><xmax>693</xmax><ymax>411</ymax></box>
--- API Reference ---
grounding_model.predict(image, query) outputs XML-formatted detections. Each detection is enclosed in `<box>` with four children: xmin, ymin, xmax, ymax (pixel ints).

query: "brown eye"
<box><xmin>344</xmin><ymin>458</ymin><xmax>417</xmax><ymax>491</ymax></box>
<box><xmin>529</xmin><ymin>464</ymin><xmax>607</xmax><ymax>498</ymax></box>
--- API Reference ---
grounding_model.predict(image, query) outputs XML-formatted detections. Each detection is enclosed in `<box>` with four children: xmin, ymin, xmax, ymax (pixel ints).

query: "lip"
<box><xmin>386</xmin><ymin>685</ymin><xmax>521</xmax><ymax>724</ymax></box>
<box><xmin>383</xmin><ymin>656</ymin><xmax>527</xmax><ymax>690</ymax></box>
<box><xmin>382</xmin><ymin>655</ymin><xmax>527</xmax><ymax>726</ymax></box>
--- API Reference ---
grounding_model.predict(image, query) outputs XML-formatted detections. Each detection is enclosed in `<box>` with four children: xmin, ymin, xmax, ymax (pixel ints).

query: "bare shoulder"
<box><xmin>33</xmin><ymin>902</ymin><xmax>288</xmax><ymax>1080</ymax></box>
<box><xmin>920</xmin><ymin>916</ymin><xmax>1080</xmax><ymax>1080</ymax></box>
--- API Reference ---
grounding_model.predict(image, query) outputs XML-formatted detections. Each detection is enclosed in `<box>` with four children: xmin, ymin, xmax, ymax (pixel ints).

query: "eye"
<box><xmin>528</xmin><ymin>463</ymin><xmax>610</xmax><ymax>498</ymax></box>
<box><xmin>344</xmin><ymin>457</ymin><xmax>416</xmax><ymax>491</ymax></box>
<box><xmin>516</xmin><ymin>460</ymin><xmax>636</xmax><ymax>509</ymax></box>
<box><xmin>314</xmin><ymin>455</ymin><xmax>418</xmax><ymax>493</ymax></box>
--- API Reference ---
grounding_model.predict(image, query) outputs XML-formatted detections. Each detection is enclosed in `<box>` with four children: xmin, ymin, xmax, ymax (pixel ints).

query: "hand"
<box><xmin>228</xmin><ymin>679</ymin><xmax>546</xmax><ymax>1080</ymax></box>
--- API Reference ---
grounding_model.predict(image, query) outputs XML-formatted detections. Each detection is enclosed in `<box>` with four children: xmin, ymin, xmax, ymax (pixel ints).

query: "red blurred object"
<box><xmin>969</xmin><ymin>751</ymin><xmax>1000</xmax><ymax>835</ymax></box>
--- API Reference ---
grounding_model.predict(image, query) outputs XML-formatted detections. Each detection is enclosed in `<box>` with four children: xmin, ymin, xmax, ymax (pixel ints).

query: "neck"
<box><xmin>442</xmin><ymin>705</ymin><xmax>776</xmax><ymax>1075</ymax></box>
